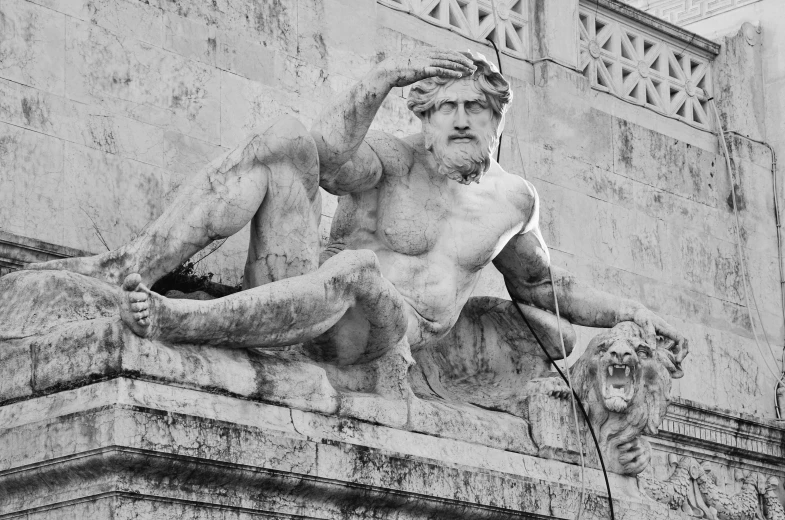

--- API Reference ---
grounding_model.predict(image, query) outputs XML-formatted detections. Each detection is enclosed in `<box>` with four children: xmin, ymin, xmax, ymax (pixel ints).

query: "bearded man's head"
<box><xmin>407</xmin><ymin>51</ymin><xmax>512</xmax><ymax>184</ymax></box>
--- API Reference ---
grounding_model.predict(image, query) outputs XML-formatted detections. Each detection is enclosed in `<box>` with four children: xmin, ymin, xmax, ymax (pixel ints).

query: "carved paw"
<box><xmin>617</xmin><ymin>437</ymin><xmax>652</xmax><ymax>476</ymax></box>
<box><xmin>521</xmin><ymin>377</ymin><xmax>571</xmax><ymax>399</ymax></box>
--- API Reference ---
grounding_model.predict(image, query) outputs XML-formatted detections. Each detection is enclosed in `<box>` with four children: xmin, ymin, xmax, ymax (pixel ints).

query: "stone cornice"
<box><xmin>0</xmin><ymin>230</ymin><xmax>92</xmax><ymax>271</ymax></box>
<box><xmin>581</xmin><ymin>0</ymin><xmax>721</xmax><ymax>56</ymax></box>
<box><xmin>658</xmin><ymin>397</ymin><xmax>785</xmax><ymax>467</ymax></box>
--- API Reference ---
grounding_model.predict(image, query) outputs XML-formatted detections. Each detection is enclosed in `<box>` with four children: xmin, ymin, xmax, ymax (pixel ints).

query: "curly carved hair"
<box><xmin>406</xmin><ymin>50</ymin><xmax>512</xmax><ymax>122</ymax></box>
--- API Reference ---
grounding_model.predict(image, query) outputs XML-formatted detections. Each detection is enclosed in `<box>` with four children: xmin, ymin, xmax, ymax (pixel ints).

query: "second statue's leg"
<box><xmin>119</xmin><ymin>249</ymin><xmax>409</xmax><ymax>364</ymax></box>
<box><xmin>27</xmin><ymin>116</ymin><xmax>319</xmax><ymax>287</ymax></box>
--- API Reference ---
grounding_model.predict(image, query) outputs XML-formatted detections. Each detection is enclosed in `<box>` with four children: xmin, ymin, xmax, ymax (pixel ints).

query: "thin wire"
<box><xmin>549</xmin><ymin>265</ymin><xmax>586</xmax><ymax>520</ymax></box>
<box><xmin>723</xmin><ymin>130</ymin><xmax>785</xmax><ymax>418</ymax></box>
<box><xmin>485</xmin><ymin>37</ymin><xmax>503</xmax><ymax>163</ymax></box>
<box><xmin>486</xmin><ymin>2</ymin><xmax>598</xmax><ymax>516</ymax></box>
<box><xmin>709</xmin><ymin>99</ymin><xmax>785</xmax><ymax>389</ymax></box>
<box><xmin>511</xmin><ymin>299</ymin><xmax>616</xmax><ymax>520</ymax></box>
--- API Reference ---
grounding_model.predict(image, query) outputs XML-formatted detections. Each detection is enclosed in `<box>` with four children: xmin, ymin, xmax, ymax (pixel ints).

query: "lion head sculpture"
<box><xmin>571</xmin><ymin>321</ymin><xmax>685</xmax><ymax>475</ymax></box>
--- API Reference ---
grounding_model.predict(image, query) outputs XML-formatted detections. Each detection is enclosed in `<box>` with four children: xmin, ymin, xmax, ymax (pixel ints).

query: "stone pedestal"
<box><xmin>1</xmin><ymin>377</ymin><xmax>673</xmax><ymax>520</ymax></box>
<box><xmin>0</xmin><ymin>270</ymin><xmax>684</xmax><ymax>519</ymax></box>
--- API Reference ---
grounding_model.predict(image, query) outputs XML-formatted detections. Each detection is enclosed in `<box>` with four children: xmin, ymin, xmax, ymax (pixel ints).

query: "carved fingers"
<box><xmin>632</xmin><ymin>307</ymin><xmax>689</xmax><ymax>375</ymax></box>
<box><xmin>618</xmin><ymin>438</ymin><xmax>652</xmax><ymax>476</ymax></box>
<box><xmin>381</xmin><ymin>49</ymin><xmax>477</xmax><ymax>87</ymax></box>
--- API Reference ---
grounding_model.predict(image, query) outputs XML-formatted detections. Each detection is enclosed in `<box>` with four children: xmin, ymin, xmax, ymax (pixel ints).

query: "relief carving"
<box><xmin>639</xmin><ymin>455</ymin><xmax>785</xmax><ymax>520</ymax></box>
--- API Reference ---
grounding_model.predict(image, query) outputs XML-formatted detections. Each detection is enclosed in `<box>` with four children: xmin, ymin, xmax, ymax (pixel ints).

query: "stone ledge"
<box><xmin>583</xmin><ymin>0</ymin><xmax>721</xmax><ymax>56</ymax></box>
<box><xmin>0</xmin><ymin>230</ymin><xmax>92</xmax><ymax>275</ymax></box>
<box><xmin>0</xmin><ymin>378</ymin><xmax>678</xmax><ymax>520</ymax></box>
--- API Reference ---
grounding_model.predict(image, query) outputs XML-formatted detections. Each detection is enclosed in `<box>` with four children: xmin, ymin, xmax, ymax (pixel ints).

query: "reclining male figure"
<box><xmin>30</xmin><ymin>49</ymin><xmax>686</xmax><ymax>400</ymax></box>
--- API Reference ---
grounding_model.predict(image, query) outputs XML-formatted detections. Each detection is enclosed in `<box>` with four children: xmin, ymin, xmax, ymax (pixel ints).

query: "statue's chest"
<box><xmin>376</xmin><ymin>176</ymin><xmax>448</xmax><ymax>256</ymax></box>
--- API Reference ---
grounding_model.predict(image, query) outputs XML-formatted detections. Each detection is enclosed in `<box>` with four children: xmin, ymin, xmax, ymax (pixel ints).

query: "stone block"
<box><xmin>164</xmin><ymin>10</ymin><xmax>218</xmax><ymax>68</ymax></box>
<box><xmin>612</xmin><ymin>117</ymin><xmax>719</xmax><ymax>208</ymax></box>
<box><xmin>0</xmin><ymin>79</ymin><xmax>165</xmax><ymax>167</ymax></box>
<box><xmin>65</xmin><ymin>18</ymin><xmax>221</xmax><ymax>145</ymax></box>
<box><xmin>531</xmin><ymin>0</ymin><xmax>579</xmax><ymax>68</ymax></box>
<box><xmin>408</xmin><ymin>396</ymin><xmax>538</xmax><ymax>455</ymax></box>
<box><xmin>523</xmin><ymin>140</ymin><xmax>634</xmax><ymax>208</ymax></box>
<box><xmin>28</xmin><ymin>0</ymin><xmax>163</xmax><ymax>47</ymax></box>
<box><xmin>61</xmin><ymin>142</ymin><xmax>166</xmax><ymax>253</ymax></box>
<box><xmin>0</xmin><ymin>122</ymin><xmax>65</xmax><ymax>245</ymax></box>
<box><xmin>0</xmin><ymin>339</ymin><xmax>32</xmax><ymax>403</ymax></box>
<box><xmin>524</xmin><ymin>86</ymin><xmax>614</xmax><ymax>174</ymax></box>
<box><xmin>714</xmin><ymin>23</ymin><xmax>766</xmax><ymax>141</ymax></box>
<box><xmin>0</xmin><ymin>0</ymin><xmax>65</xmax><ymax>95</ymax></box>
<box><xmin>216</xmin><ymin>31</ymin><xmax>276</xmax><ymax>85</ymax></box>
<box><xmin>219</xmin><ymin>71</ymin><xmax>321</xmax><ymax>148</ymax></box>
<box><xmin>162</xmin><ymin>130</ymin><xmax>227</xmax><ymax>195</ymax></box>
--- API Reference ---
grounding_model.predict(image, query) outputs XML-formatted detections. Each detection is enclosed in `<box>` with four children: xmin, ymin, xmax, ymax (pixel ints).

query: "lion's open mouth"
<box><xmin>601</xmin><ymin>363</ymin><xmax>636</xmax><ymax>412</ymax></box>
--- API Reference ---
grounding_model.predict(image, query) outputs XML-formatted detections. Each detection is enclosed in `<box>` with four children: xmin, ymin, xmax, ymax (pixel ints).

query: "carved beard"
<box><xmin>423</xmin><ymin>121</ymin><xmax>498</xmax><ymax>185</ymax></box>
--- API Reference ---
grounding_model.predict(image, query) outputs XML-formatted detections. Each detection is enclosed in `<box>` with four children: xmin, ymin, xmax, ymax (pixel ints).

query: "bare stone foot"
<box><xmin>120</xmin><ymin>273</ymin><xmax>157</xmax><ymax>338</ymax></box>
<box><xmin>27</xmin><ymin>251</ymin><xmax>131</xmax><ymax>286</ymax></box>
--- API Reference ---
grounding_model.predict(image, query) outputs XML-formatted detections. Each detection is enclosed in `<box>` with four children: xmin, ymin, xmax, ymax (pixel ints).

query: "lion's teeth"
<box><xmin>608</xmin><ymin>366</ymin><xmax>613</xmax><ymax>376</ymax></box>
<box><xmin>625</xmin><ymin>367</ymin><xmax>630</xmax><ymax>377</ymax></box>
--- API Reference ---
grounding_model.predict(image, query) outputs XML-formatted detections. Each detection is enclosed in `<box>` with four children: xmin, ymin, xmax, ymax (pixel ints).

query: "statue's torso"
<box><xmin>326</xmin><ymin>134</ymin><xmax>535</xmax><ymax>341</ymax></box>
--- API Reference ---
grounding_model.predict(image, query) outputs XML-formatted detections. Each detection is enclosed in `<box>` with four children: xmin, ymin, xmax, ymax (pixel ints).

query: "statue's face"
<box><xmin>423</xmin><ymin>79</ymin><xmax>499</xmax><ymax>185</ymax></box>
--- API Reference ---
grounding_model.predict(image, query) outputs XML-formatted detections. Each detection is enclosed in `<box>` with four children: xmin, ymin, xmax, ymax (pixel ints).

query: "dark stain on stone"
<box><xmin>19</xmin><ymin>96</ymin><xmax>51</xmax><ymax>129</ymax></box>
<box><xmin>616</xmin><ymin>119</ymin><xmax>633</xmax><ymax>168</ymax></box>
<box><xmin>727</xmin><ymin>184</ymin><xmax>746</xmax><ymax>211</ymax></box>
<box><xmin>207</xmin><ymin>36</ymin><xmax>217</xmax><ymax>56</ymax></box>
<box><xmin>312</xmin><ymin>33</ymin><xmax>327</xmax><ymax>60</ymax></box>
<box><xmin>111</xmin><ymin>73</ymin><xmax>132</xmax><ymax>85</ymax></box>
<box><xmin>21</xmin><ymin>97</ymin><xmax>34</xmax><ymax>125</ymax></box>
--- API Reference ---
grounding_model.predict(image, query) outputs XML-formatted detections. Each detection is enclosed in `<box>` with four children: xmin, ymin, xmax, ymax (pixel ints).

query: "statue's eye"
<box><xmin>465</xmin><ymin>101</ymin><xmax>486</xmax><ymax>113</ymax></box>
<box><xmin>636</xmin><ymin>345</ymin><xmax>651</xmax><ymax>358</ymax></box>
<box><xmin>438</xmin><ymin>101</ymin><xmax>456</xmax><ymax>113</ymax></box>
<box><xmin>596</xmin><ymin>342</ymin><xmax>608</xmax><ymax>353</ymax></box>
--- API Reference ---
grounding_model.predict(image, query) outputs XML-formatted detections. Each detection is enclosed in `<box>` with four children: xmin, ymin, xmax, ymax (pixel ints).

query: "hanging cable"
<box><xmin>485</xmin><ymin>36</ymin><xmax>504</xmax><ymax>163</ymax></box>
<box><xmin>722</xmin><ymin>130</ymin><xmax>785</xmax><ymax>419</ymax></box>
<box><xmin>483</xmin><ymin>8</ymin><xmax>612</xmax><ymax>514</ymax></box>
<box><xmin>709</xmin><ymin>100</ymin><xmax>785</xmax><ymax>394</ymax></box>
<box><xmin>511</xmin><ymin>298</ymin><xmax>616</xmax><ymax>520</ymax></box>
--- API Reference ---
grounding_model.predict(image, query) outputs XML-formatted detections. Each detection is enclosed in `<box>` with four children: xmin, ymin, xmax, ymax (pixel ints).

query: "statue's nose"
<box><xmin>608</xmin><ymin>344</ymin><xmax>633</xmax><ymax>364</ymax></box>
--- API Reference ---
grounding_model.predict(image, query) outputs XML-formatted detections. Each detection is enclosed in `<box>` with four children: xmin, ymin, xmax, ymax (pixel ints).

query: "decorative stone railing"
<box><xmin>578</xmin><ymin>0</ymin><xmax>719</xmax><ymax>131</ymax></box>
<box><xmin>377</xmin><ymin>0</ymin><xmax>531</xmax><ymax>59</ymax></box>
<box><xmin>377</xmin><ymin>0</ymin><xmax>721</xmax><ymax>132</ymax></box>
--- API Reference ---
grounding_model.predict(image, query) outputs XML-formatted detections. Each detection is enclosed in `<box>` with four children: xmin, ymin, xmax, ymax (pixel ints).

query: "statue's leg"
<box><xmin>27</xmin><ymin>116</ymin><xmax>319</xmax><ymax>287</ymax></box>
<box><xmin>120</xmin><ymin>249</ymin><xmax>409</xmax><ymax>363</ymax></box>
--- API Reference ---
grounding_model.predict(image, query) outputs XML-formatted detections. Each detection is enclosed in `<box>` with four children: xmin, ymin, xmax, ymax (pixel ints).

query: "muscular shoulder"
<box><xmin>365</xmin><ymin>130</ymin><xmax>415</xmax><ymax>177</ymax></box>
<box><xmin>492</xmin><ymin>166</ymin><xmax>539</xmax><ymax>231</ymax></box>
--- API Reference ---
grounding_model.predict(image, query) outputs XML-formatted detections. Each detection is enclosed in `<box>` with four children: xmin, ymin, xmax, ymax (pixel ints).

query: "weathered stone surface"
<box><xmin>0</xmin><ymin>378</ymin><xmax>685</xmax><ymax>519</ymax></box>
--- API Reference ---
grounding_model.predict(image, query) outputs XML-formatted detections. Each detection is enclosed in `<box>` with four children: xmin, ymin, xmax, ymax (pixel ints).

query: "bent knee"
<box><xmin>253</xmin><ymin>116</ymin><xmax>319</xmax><ymax>176</ymax></box>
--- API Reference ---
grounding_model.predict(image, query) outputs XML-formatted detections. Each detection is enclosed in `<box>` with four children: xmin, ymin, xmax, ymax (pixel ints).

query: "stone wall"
<box><xmin>0</xmin><ymin>0</ymin><xmax>781</xmax><ymax>418</ymax></box>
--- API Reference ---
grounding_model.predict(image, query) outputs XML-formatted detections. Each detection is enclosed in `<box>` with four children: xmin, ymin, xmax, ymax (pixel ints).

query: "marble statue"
<box><xmin>569</xmin><ymin>321</ymin><xmax>683</xmax><ymax>475</ymax></box>
<box><xmin>27</xmin><ymin>48</ymin><xmax>687</xmax><ymax>407</ymax></box>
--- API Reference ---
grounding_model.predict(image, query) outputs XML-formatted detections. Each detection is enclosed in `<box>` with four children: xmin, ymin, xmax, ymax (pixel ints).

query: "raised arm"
<box><xmin>310</xmin><ymin>49</ymin><xmax>476</xmax><ymax>194</ymax></box>
<box><xmin>493</xmin><ymin>213</ymin><xmax>688</xmax><ymax>363</ymax></box>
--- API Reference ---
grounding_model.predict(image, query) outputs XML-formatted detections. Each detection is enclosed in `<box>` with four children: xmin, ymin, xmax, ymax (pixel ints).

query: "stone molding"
<box><xmin>0</xmin><ymin>230</ymin><xmax>92</xmax><ymax>276</ymax></box>
<box><xmin>658</xmin><ymin>398</ymin><xmax>785</xmax><ymax>469</ymax></box>
<box><xmin>624</xmin><ymin>0</ymin><xmax>763</xmax><ymax>26</ymax></box>
<box><xmin>578</xmin><ymin>0</ymin><xmax>717</xmax><ymax>131</ymax></box>
<box><xmin>0</xmin><ymin>378</ymin><xmax>670</xmax><ymax>519</ymax></box>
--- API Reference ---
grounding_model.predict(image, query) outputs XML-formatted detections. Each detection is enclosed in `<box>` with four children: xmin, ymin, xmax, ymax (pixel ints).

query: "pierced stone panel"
<box><xmin>378</xmin><ymin>0</ymin><xmax>531</xmax><ymax>59</ymax></box>
<box><xmin>579</xmin><ymin>5</ymin><xmax>714</xmax><ymax>131</ymax></box>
